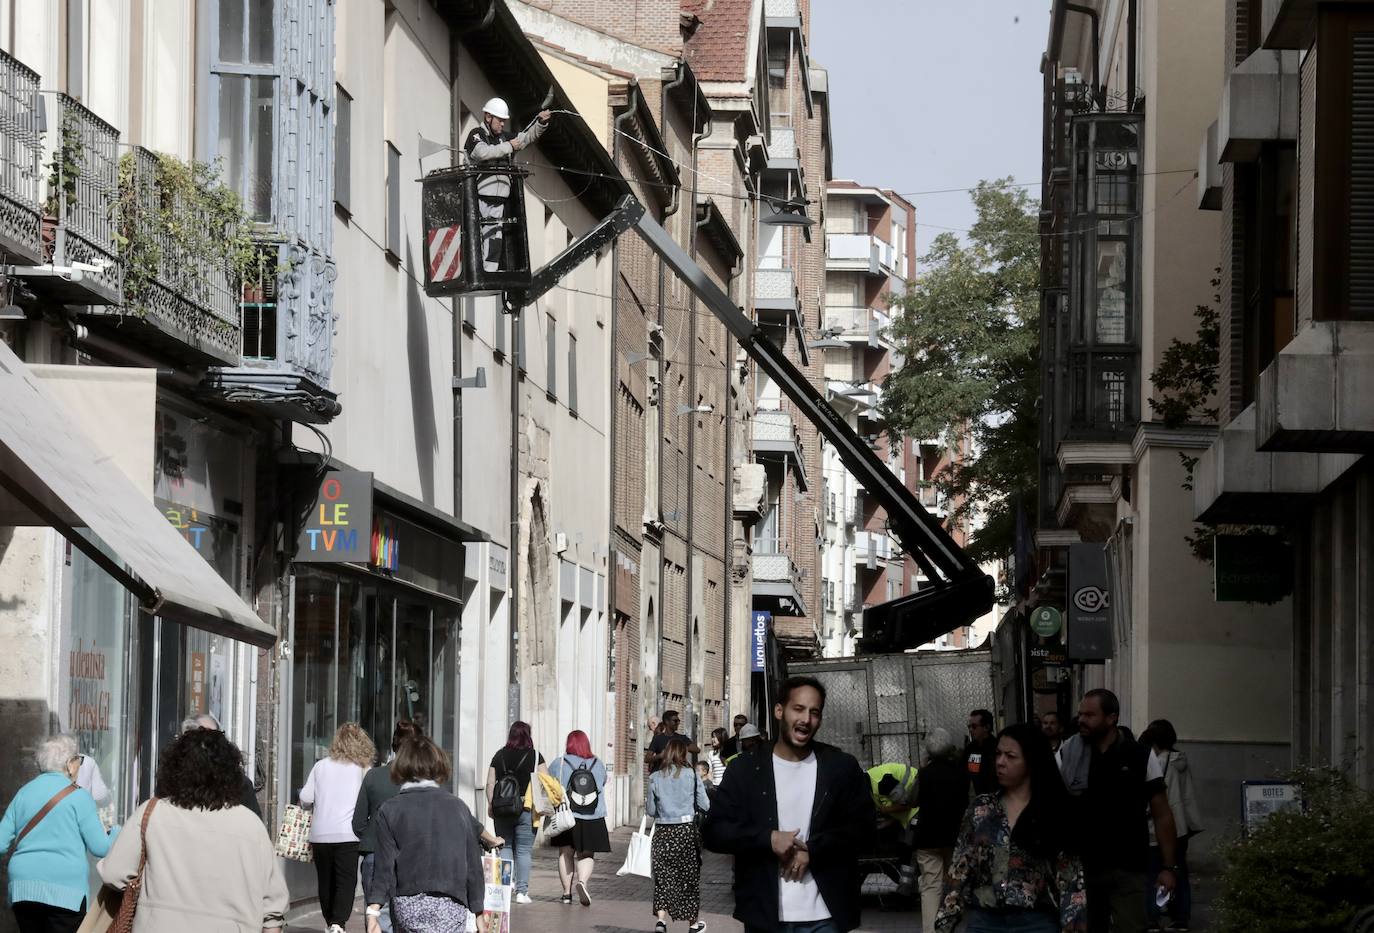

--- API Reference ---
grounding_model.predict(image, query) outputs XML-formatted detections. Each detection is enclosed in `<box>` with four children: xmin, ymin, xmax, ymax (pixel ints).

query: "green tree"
<box><xmin>879</xmin><ymin>180</ymin><xmax>1040</xmax><ymax>565</ymax></box>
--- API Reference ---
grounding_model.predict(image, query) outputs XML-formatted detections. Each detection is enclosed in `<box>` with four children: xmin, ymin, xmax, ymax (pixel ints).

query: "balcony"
<box><xmin>753</xmin><ymin>408</ymin><xmax>808</xmax><ymax>489</ymax></box>
<box><xmin>844</xmin><ymin>493</ymin><xmax>860</xmax><ymax>527</ymax></box>
<box><xmin>85</xmin><ymin>147</ymin><xmax>240</xmax><ymax>365</ymax></box>
<box><xmin>0</xmin><ymin>50</ymin><xmax>42</xmax><ymax>263</ymax></box>
<box><xmin>1218</xmin><ymin>50</ymin><xmax>1299</xmax><ymax>162</ymax></box>
<box><xmin>733</xmin><ymin>462</ymin><xmax>767</xmax><ymax>523</ymax></box>
<box><xmin>28</xmin><ymin>95</ymin><xmax>121</xmax><ymax>305</ymax></box>
<box><xmin>826</xmin><ymin>234</ymin><xmax>887</xmax><ymax>277</ymax></box>
<box><xmin>917</xmin><ymin>483</ymin><xmax>947</xmax><ymax>516</ymax></box>
<box><xmin>822</xmin><ymin>306</ymin><xmax>891</xmax><ymax>347</ymax></box>
<box><xmin>766</xmin><ymin>125</ymin><xmax>798</xmax><ymax>169</ymax></box>
<box><xmin>1256</xmin><ymin>321</ymin><xmax>1374</xmax><ymax>453</ymax></box>
<box><xmin>752</xmin><ymin>551</ymin><xmax>807</xmax><ymax>618</ymax></box>
<box><xmin>765</xmin><ymin>0</ymin><xmax>801</xmax><ymax>27</ymax></box>
<box><xmin>754</xmin><ymin>265</ymin><xmax>801</xmax><ymax>335</ymax></box>
<box><xmin>853</xmin><ymin>529</ymin><xmax>897</xmax><ymax>568</ymax></box>
<box><xmin>844</xmin><ymin>586</ymin><xmax>862</xmax><ymax>614</ymax></box>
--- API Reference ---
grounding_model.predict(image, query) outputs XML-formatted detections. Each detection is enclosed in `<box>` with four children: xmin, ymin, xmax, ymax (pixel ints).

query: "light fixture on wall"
<box><xmin>677</xmin><ymin>403</ymin><xmax>714</xmax><ymax>416</ymax></box>
<box><xmin>760</xmin><ymin>198</ymin><xmax>814</xmax><ymax>228</ymax></box>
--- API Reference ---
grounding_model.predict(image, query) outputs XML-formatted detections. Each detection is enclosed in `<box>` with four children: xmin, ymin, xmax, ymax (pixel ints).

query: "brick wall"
<box><xmin>524</xmin><ymin>0</ymin><xmax>684</xmax><ymax>54</ymax></box>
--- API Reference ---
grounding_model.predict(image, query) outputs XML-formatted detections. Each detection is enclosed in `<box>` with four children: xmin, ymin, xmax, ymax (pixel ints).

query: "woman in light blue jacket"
<box><xmin>549</xmin><ymin>730</ymin><xmax>611</xmax><ymax>907</ymax></box>
<box><xmin>0</xmin><ymin>733</ymin><xmax>117</xmax><ymax>933</ymax></box>
<box><xmin>646</xmin><ymin>736</ymin><xmax>710</xmax><ymax>933</ymax></box>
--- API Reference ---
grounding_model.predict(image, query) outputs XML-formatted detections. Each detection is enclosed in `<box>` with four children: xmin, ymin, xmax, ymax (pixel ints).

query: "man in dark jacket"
<box><xmin>703</xmin><ymin>675</ymin><xmax>876</xmax><ymax>933</ymax></box>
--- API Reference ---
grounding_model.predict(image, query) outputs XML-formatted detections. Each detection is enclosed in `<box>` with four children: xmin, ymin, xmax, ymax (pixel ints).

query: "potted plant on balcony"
<box><xmin>41</xmin><ymin>113</ymin><xmax>83</xmax><ymax>262</ymax></box>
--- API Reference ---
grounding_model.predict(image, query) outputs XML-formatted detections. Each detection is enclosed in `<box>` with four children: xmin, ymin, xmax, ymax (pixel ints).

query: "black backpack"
<box><xmin>567</xmin><ymin>758</ymin><xmax>600</xmax><ymax>815</ymax></box>
<box><xmin>491</xmin><ymin>751</ymin><xmax>531</xmax><ymax>818</ymax></box>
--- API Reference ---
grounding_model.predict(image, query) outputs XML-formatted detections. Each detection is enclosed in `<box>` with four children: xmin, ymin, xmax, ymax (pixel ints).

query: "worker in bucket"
<box><xmin>463</xmin><ymin>97</ymin><xmax>552</xmax><ymax>271</ymax></box>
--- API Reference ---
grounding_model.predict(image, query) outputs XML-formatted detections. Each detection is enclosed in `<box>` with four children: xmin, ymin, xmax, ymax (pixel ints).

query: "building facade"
<box><xmin>1032</xmin><ymin>0</ymin><xmax>1291</xmax><ymax>856</ymax></box>
<box><xmin>1192</xmin><ymin>0</ymin><xmax>1374</xmax><ymax>789</ymax></box>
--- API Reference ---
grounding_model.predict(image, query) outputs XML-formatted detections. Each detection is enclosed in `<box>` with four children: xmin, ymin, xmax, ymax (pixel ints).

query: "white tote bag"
<box><xmin>616</xmin><ymin>816</ymin><xmax>654</xmax><ymax>878</ymax></box>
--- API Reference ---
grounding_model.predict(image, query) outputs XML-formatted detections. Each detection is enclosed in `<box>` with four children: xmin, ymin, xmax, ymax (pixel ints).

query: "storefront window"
<box><xmin>433</xmin><ymin>613</ymin><xmax>457</xmax><ymax>771</ymax></box>
<box><xmin>338</xmin><ymin>579</ymin><xmax>394</xmax><ymax>756</ymax></box>
<box><xmin>291</xmin><ymin>570</ymin><xmax>338</xmax><ymax>797</ymax></box>
<box><xmin>63</xmin><ymin>534</ymin><xmax>134</xmax><ymax>827</ymax></box>
<box><xmin>395</xmin><ymin>600</ymin><xmax>433</xmax><ymax>734</ymax></box>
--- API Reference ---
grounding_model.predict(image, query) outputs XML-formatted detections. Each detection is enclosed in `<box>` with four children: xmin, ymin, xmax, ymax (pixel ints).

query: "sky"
<box><xmin>810</xmin><ymin>0</ymin><xmax>1052</xmax><ymax>254</ymax></box>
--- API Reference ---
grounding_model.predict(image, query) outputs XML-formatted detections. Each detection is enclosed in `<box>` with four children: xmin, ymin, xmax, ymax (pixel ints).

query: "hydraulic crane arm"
<box><xmin>517</xmin><ymin>195</ymin><xmax>995</xmax><ymax>651</ymax></box>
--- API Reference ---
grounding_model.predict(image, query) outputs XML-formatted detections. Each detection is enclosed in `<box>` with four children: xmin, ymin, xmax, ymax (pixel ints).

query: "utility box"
<box><xmin>420</xmin><ymin>165</ymin><xmax>531</xmax><ymax>298</ymax></box>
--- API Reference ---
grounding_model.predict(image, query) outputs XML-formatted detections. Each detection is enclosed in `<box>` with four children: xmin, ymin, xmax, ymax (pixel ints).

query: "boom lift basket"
<box><xmin>420</xmin><ymin>165</ymin><xmax>532</xmax><ymax>298</ymax></box>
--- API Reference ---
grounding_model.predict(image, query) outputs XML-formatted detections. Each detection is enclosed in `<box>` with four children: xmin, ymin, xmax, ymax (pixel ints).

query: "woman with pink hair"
<box><xmin>549</xmin><ymin>730</ymin><xmax>610</xmax><ymax>906</ymax></box>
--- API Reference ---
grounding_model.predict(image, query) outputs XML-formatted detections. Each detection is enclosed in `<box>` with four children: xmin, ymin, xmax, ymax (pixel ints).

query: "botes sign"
<box><xmin>297</xmin><ymin>471</ymin><xmax>373</xmax><ymax>563</ymax></box>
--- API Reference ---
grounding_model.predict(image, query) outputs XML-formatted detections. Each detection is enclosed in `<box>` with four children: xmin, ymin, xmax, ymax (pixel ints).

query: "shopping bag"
<box><xmin>482</xmin><ymin>854</ymin><xmax>514</xmax><ymax>933</ymax></box>
<box><xmin>75</xmin><ymin>885</ymin><xmax>122</xmax><ymax>933</ymax></box>
<box><xmin>616</xmin><ymin>816</ymin><xmax>653</xmax><ymax>878</ymax></box>
<box><xmin>544</xmin><ymin>802</ymin><xmax>576</xmax><ymax>839</ymax></box>
<box><xmin>274</xmin><ymin>804</ymin><xmax>313</xmax><ymax>862</ymax></box>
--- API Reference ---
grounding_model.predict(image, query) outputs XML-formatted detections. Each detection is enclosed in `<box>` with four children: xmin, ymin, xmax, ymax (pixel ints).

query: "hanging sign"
<box><xmin>751</xmin><ymin>612</ymin><xmax>771</xmax><ymax>673</ymax></box>
<box><xmin>1068</xmin><ymin>543</ymin><xmax>1112</xmax><ymax>660</ymax></box>
<box><xmin>296</xmin><ymin>471</ymin><xmax>373</xmax><ymax>563</ymax></box>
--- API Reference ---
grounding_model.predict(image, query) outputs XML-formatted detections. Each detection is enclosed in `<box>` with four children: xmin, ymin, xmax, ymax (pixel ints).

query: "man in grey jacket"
<box><xmin>463</xmin><ymin>97</ymin><xmax>551</xmax><ymax>271</ymax></box>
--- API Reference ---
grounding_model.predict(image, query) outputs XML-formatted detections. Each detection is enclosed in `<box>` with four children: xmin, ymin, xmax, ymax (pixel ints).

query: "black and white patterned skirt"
<box><xmin>391</xmin><ymin>893</ymin><xmax>469</xmax><ymax>933</ymax></box>
<box><xmin>651</xmin><ymin>822</ymin><xmax>702</xmax><ymax>921</ymax></box>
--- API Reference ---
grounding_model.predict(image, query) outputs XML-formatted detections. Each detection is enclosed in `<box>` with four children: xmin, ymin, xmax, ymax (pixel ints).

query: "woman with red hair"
<box><xmin>549</xmin><ymin>729</ymin><xmax>610</xmax><ymax>906</ymax></box>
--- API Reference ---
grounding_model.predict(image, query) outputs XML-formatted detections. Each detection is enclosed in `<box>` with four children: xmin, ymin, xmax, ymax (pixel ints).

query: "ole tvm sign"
<box><xmin>297</xmin><ymin>471</ymin><xmax>373</xmax><ymax>563</ymax></box>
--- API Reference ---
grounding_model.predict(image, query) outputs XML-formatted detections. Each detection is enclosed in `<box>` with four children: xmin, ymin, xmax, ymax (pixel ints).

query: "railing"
<box><xmin>120</xmin><ymin>147</ymin><xmax>240</xmax><ymax>362</ymax></box>
<box><xmin>754</xmin><ymin>266</ymin><xmax>797</xmax><ymax>307</ymax></box>
<box><xmin>48</xmin><ymin>94</ymin><xmax>120</xmax><ymax>301</ymax></box>
<box><xmin>767</xmin><ymin>125</ymin><xmax>797</xmax><ymax>162</ymax></box>
<box><xmin>824</xmin><ymin>306</ymin><xmax>891</xmax><ymax>342</ymax></box>
<box><xmin>0</xmin><ymin>49</ymin><xmax>41</xmax><ymax>261</ymax></box>
<box><xmin>844</xmin><ymin>587</ymin><xmax>861</xmax><ymax>612</ymax></box>
<box><xmin>753</xmin><ymin>551</ymin><xmax>801</xmax><ymax>585</ymax></box>
<box><xmin>854</xmin><ymin>530</ymin><xmax>895</xmax><ymax>563</ymax></box>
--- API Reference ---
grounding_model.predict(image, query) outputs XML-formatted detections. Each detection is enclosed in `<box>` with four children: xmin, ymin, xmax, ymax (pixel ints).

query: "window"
<box><xmin>568</xmin><ymin>333</ymin><xmax>579</xmax><ymax>414</ymax></box>
<box><xmin>385</xmin><ymin>141</ymin><xmax>401</xmax><ymax>259</ymax></box>
<box><xmin>1241</xmin><ymin>147</ymin><xmax>1296</xmax><ymax>406</ymax></box>
<box><xmin>334</xmin><ymin>85</ymin><xmax>351</xmax><ymax>214</ymax></box>
<box><xmin>211</xmin><ymin>0</ymin><xmax>277</xmax><ymax>222</ymax></box>
<box><xmin>241</xmin><ymin>246</ymin><xmax>279</xmax><ymax>360</ymax></box>
<box><xmin>546</xmin><ymin>313</ymin><xmax>557</xmax><ymax>399</ymax></box>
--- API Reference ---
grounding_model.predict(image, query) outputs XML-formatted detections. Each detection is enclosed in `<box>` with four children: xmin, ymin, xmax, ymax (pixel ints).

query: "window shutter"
<box><xmin>335</xmin><ymin>86</ymin><xmax>351</xmax><ymax>214</ymax></box>
<box><xmin>1350</xmin><ymin>33</ymin><xmax>1374</xmax><ymax>316</ymax></box>
<box><xmin>385</xmin><ymin>141</ymin><xmax>400</xmax><ymax>259</ymax></box>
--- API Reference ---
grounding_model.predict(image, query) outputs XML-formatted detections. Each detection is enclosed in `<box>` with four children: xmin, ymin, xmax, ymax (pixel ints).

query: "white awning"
<box><xmin>0</xmin><ymin>340</ymin><xmax>275</xmax><ymax>647</ymax></box>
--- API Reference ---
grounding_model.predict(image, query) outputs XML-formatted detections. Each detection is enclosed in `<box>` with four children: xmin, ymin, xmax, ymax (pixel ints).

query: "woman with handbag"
<box><xmin>645</xmin><ymin>736</ymin><xmax>710</xmax><ymax>933</ymax></box>
<box><xmin>1141</xmin><ymin>720</ymin><xmax>1203</xmax><ymax>933</ymax></box>
<box><xmin>548</xmin><ymin>730</ymin><xmax>611</xmax><ymax>907</ymax></box>
<box><xmin>300</xmin><ymin>722</ymin><xmax>375</xmax><ymax>933</ymax></box>
<box><xmin>485</xmin><ymin>721</ymin><xmax>548</xmax><ymax>905</ymax></box>
<box><xmin>0</xmin><ymin>734</ymin><xmax>116</xmax><ymax>933</ymax></box>
<box><xmin>97</xmin><ymin>728</ymin><xmax>287</xmax><ymax>932</ymax></box>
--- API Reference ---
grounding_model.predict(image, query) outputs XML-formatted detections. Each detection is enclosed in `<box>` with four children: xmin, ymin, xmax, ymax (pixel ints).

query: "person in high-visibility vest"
<box><xmin>867</xmin><ymin>761</ymin><xmax>919</xmax><ymax>897</ymax></box>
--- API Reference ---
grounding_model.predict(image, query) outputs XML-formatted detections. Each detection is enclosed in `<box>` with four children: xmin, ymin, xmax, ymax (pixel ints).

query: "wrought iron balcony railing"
<box><xmin>42</xmin><ymin>94</ymin><xmax>121</xmax><ymax>304</ymax></box>
<box><xmin>0</xmin><ymin>49</ymin><xmax>41</xmax><ymax>263</ymax></box>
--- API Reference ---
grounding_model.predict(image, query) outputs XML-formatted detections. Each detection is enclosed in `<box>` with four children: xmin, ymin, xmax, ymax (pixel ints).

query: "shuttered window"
<box><xmin>335</xmin><ymin>85</ymin><xmax>351</xmax><ymax>214</ymax></box>
<box><xmin>385</xmin><ymin>141</ymin><xmax>401</xmax><ymax>260</ymax></box>
<box><xmin>1314</xmin><ymin>9</ymin><xmax>1374</xmax><ymax>320</ymax></box>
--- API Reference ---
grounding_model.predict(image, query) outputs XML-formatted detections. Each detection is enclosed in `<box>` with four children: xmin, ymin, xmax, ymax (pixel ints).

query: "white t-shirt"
<box><xmin>773</xmin><ymin>752</ymin><xmax>830</xmax><ymax>923</ymax></box>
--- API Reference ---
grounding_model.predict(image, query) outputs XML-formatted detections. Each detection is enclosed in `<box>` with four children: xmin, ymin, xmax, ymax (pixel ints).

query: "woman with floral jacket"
<box><xmin>936</xmin><ymin>722</ymin><xmax>1086</xmax><ymax>933</ymax></box>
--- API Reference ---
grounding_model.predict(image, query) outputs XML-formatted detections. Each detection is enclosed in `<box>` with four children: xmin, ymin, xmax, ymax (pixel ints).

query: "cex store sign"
<box><xmin>297</xmin><ymin>471</ymin><xmax>373</xmax><ymax>563</ymax></box>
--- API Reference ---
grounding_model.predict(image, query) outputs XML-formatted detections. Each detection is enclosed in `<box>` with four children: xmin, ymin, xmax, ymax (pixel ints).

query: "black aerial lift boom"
<box><xmin>421</xmin><ymin>174</ymin><xmax>994</xmax><ymax>652</ymax></box>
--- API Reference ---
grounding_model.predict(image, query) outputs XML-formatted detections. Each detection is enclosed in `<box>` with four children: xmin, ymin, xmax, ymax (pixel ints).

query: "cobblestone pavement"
<box><xmin>293</xmin><ymin>826</ymin><xmax>922</xmax><ymax>933</ymax></box>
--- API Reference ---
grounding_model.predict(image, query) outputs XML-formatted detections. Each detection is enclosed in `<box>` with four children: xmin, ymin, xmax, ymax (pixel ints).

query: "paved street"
<box><xmin>291</xmin><ymin>825</ymin><xmax>922</xmax><ymax>933</ymax></box>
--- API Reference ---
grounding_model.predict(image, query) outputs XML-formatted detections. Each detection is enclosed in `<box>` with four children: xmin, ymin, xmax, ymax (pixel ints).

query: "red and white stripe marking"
<box><xmin>428</xmin><ymin>225</ymin><xmax>463</xmax><ymax>282</ymax></box>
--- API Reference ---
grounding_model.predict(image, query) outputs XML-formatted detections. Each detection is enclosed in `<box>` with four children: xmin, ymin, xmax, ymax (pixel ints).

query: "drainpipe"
<box><xmin>1064</xmin><ymin>3</ymin><xmax>1102</xmax><ymax>106</ymax></box>
<box><xmin>1126</xmin><ymin>0</ymin><xmax>1137</xmax><ymax>111</ymax></box>
<box><xmin>507</xmin><ymin>292</ymin><xmax>521</xmax><ymax>723</ymax></box>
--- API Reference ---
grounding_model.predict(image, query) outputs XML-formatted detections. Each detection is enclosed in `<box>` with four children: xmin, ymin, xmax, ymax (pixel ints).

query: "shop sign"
<box><xmin>751</xmin><ymin>611</ymin><xmax>771</xmax><ymax>672</ymax></box>
<box><xmin>1241</xmin><ymin>780</ymin><xmax>1301</xmax><ymax>834</ymax></box>
<box><xmin>1068</xmin><ymin>543</ymin><xmax>1112</xmax><ymax>660</ymax></box>
<box><xmin>297</xmin><ymin>471</ymin><xmax>372</xmax><ymax>563</ymax></box>
<box><xmin>1029</xmin><ymin>643</ymin><xmax>1069</xmax><ymax>666</ymax></box>
<box><xmin>189</xmin><ymin>652</ymin><xmax>207</xmax><ymax>714</ymax></box>
<box><xmin>69</xmin><ymin>639</ymin><xmax>113</xmax><ymax>735</ymax></box>
<box><xmin>1215</xmin><ymin>534</ymin><xmax>1293</xmax><ymax>603</ymax></box>
<box><xmin>1029</xmin><ymin>606</ymin><xmax>1063</xmax><ymax>637</ymax></box>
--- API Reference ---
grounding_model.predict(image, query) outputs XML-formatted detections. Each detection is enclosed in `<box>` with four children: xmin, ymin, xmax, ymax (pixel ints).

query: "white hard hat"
<box><xmin>482</xmin><ymin>97</ymin><xmax>511</xmax><ymax>120</ymax></box>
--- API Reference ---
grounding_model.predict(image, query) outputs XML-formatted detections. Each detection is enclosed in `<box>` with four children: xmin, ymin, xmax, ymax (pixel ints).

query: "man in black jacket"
<box><xmin>703</xmin><ymin>675</ymin><xmax>875</xmax><ymax>933</ymax></box>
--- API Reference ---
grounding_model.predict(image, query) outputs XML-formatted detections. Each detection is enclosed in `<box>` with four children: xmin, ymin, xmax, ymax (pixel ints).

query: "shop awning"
<box><xmin>0</xmin><ymin>340</ymin><xmax>276</xmax><ymax>647</ymax></box>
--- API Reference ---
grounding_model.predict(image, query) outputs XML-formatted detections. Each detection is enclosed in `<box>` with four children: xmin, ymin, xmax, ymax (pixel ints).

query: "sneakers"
<box><xmin>327</xmin><ymin>926</ymin><xmax>345</xmax><ymax>933</ymax></box>
<box><xmin>653</xmin><ymin>923</ymin><xmax>667</xmax><ymax>933</ymax></box>
<box><xmin>560</xmin><ymin>894</ymin><xmax>573</xmax><ymax>905</ymax></box>
<box><xmin>574</xmin><ymin>880</ymin><xmax>592</xmax><ymax>906</ymax></box>
<box><xmin>689</xmin><ymin>923</ymin><xmax>708</xmax><ymax>933</ymax></box>
<box><xmin>514</xmin><ymin>892</ymin><xmax>533</xmax><ymax>905</ymax></box>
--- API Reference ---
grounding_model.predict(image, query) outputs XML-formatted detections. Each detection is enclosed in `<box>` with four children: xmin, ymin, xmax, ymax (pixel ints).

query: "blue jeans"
<box><xmin>965</xmin><ymin>909</ymin><xmax>1058</xmax><ymax>932</ymax></box>
<box><xmin>494</xmin><ymin>809</ymin><xmax>535</xmax><ymax>894</ymax></box>
<box><xmin>1146</xmin><ymin>835</ymin><xmax>1192</xmax><ymax>925</ymax></box>
<box><xmin>359</xmin><ymin>853</ymin><xmax>393</xmax><ymax>933</ymax></box>
<box><xmin>746</xmin><ymin>922</ymin><xmax>841</xmax><ymax>933</ymax></box>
